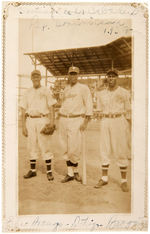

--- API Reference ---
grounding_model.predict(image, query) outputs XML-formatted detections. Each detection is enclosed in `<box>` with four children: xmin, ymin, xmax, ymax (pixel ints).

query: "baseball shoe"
<box><xmin>61</xmin><ymin>174</ymin><xmax>74</xmax><ymax>183</ymax></box>
<box><xmin>24</xmin><ymin>170</ymin><xmax>37</xmax><ymax>179</ymax></box>
<box><xmin>47</xmin><ymin>172</ymin><xmax>54</xmax><ymax>181</ymax></box>
<box><xmin>94</xmin><ymin>179</ymin><xmax>108</xmax><ymax>188</ymax></box>
<box><xmin>74</xmin><ymin>173</ymin><xmax>82</xmax><ymax>182</ymax></box>
<box><xmin>121</xmin><ymin>182</ymin><xmax>129</xmax><ymax>192</ymax></box>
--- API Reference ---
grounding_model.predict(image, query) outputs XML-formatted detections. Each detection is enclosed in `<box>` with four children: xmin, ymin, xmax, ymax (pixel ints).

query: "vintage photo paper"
<box><xmin>2</xmin><ymin>1</ymin><xmax>148</xmax><ymax>232</ymax></box>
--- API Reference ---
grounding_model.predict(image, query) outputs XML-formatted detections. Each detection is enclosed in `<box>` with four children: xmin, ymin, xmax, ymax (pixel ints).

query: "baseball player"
<box><xmin>58</xmin><ymin>66</ymin><xmax>93</xmax><ymax>183</ymax></box>
<box><xmin>95</xmin><ymin>69</ymin><xmax>131</xmax><ymax>192</ymax></box>
<box><xmin>20</xmin><ymin>70</ymin><xmax>57</xmax><ymax>181</ymax></box>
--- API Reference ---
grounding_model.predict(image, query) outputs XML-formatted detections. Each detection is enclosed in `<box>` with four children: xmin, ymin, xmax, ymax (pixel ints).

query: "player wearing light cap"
<box><xmin>20</xmin><ymin>70</ymin><xmax>57</xmax><ymax>181</ymax></box>
<box><xmin>95</xmin><ymin>69</ymin><xmax>131</xmax><ymax>192</ymax></box>
<box><xmin>59</xmin><ymin>66</ymin><xmax>93</xmax><ymax>183</ymax></box>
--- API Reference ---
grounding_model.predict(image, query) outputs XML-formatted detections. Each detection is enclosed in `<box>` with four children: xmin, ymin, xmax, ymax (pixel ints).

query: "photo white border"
<box><xmin>2</xmin><ymin>1</ymin><xmax>148</xmax><ymax>232</ymax></box>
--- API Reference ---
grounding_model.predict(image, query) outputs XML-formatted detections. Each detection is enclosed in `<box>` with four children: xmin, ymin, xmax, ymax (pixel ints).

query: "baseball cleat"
<box><xmin>24</xmin><ymin>170</ymin><xmax>37</xmax><ymax>179</ymax></box>
<box><xmin>47</xmin><ymin>172</ymin><xmax>54</xmax><ymax>181</ymax></box>
<box><xmin>61</xmin><ymin>174</ymin><xmax>74</xmax><ymax>183</ymax></box>
<box><xmin>74</xmin><ymin>173</ymin><xmax>82</xmax><ymax>182</ymax></box>
<box><xmin>121</xmin><ymin>182</ymin><xmax>129</xmax><ymax>192</ymax></box>
<box><xmin>94</xmin><ymin>179</ymin><xmax>108</xmax><ymax>188</ymax></box>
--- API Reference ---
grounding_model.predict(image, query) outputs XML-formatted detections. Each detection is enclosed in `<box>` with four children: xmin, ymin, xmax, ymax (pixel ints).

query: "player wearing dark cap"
<box><xmin>20</xmin><ymin>70</ymin><xmax>57</xmax><ymax>181</ymax></box>
<box><xmin>58</xmin><ymin>66</ymin><xmax>93</xmax><ymax>183</ymax></box>
<box><xmin>95</xmin><ymin>69</ymin><xmax>131</xmax><ymax>192</ymax></box>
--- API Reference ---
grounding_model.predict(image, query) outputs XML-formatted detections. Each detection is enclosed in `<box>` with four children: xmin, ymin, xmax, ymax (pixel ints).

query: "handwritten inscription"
<box><xmin>28</xmin><ymin>18</ymin><xmax>132</xmax><ymax>37</ymax></box>
<box><xmin>31</xmin><ymin>215</ymin><xmax>103</xmax><ymax>231</ymax></box>
<box><xmin>6</xmin><ymin>215</ymin><xmax>147</xmax><ymax>232</ymax></box>
<box><xmin>18</xmin><ymin>5</ymin><xmax>139</xmax><ymax>17</ymax></box>
<box><xmin>106</xmin><ymin>216</ymin><xmax>147</xmax><ymax>231</ymax></box>
<box><xmin>104</xmin><ymin>26</ymin><xmax>132</xmax><ymax>36</ymax></box>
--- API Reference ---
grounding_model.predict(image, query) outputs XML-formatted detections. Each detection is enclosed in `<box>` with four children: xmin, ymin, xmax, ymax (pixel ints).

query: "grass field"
<box><xmin>18</xmin><ymin>120</ymin><xmax>131</xmax><ymax>215</ymax></box>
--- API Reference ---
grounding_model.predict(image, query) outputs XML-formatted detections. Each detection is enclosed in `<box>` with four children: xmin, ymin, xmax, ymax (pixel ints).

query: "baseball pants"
<box><xmin>99</xmin><ymin>115</ymin><xmax>130</xmax><ymax>167</ymax></box>
<box><xmin>59</xmin><ymin>116</ymin><xmax>84</xmax><ymax>164</ymax></box>
<box><xmin>26</xmin><ymin>117</ymin><xmax>53</xmax><ymax>160</ymax></box>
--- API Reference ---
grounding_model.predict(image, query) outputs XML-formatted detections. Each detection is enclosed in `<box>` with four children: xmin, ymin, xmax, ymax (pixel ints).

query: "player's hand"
<box><xmin>22</xmin><ymin>126</ymin><xmax>28</xmax><ymax>137</ymax></box>
<box><xmin>80</xmin><ymin>122</ymin><xmax>88</xmax><ymax>131</ymax></box>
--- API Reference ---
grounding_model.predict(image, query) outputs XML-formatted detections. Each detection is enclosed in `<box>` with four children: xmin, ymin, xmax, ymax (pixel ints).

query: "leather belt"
<box><xmin>100</xmin><ymin>113</ymin><xmax>123</xmax><ymax>118</ymax></box>
<box><xmin>26</xmin><ymin>114</ymin><xmax>47</xmax><ymax>118</ymax></box>
<box><xmin>59</xmin><ymin>113</ymin><xmax>85</xmax><ymax>118</ymax></box>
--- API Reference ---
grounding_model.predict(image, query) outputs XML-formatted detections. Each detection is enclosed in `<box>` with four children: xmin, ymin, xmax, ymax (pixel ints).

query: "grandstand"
<box><xmin>19</xmin><ymin>36</ymin><xmax>132</xmax><ymax>113</ymax></box>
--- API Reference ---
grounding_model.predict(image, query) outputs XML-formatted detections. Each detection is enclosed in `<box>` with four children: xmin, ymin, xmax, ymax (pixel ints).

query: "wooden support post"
<box><xmin>111</xmin><ymin>60</ymin><xmax>114</xmax><ymax>69</ymax></box>
<box><xmin>45</xmin><ymin>68</ymin><xmax>48</xmax><ymax>86</ymax></box>
<box><xmin>98</xmin><ymin>74</ymin><xmax>101</xmax><ymax>88</ymax></box>
<box><xmin>34</xmin><ymin>58</ymin><xmax>37</xmax><ymax>70</ymax></box>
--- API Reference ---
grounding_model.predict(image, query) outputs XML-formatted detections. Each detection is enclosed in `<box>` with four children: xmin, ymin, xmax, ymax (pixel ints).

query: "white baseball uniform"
<box><xmin>96</xmin><ymin>86</ymin><xmax>131</xmax><ymax>167</ymax></box>
<box><xmin>59</xmin><ymin>82</ymin><xmax>93</xmax><ymax>163</ymax></box>
<box><xmin>20</xmin><ymin>86</ymin><xmax>57</xmax><ymax>160</ymax></box>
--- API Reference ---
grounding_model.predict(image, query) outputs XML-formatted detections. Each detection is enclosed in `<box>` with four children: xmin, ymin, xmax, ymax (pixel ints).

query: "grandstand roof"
<box><xmin>25</xmin><ymin>36</ymin><xmax>131</xmax><ymax>76</ymax></box>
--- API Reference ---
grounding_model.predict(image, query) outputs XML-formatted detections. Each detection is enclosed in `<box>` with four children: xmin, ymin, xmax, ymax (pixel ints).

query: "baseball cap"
<box><xmin>107</xmin><ymin>69</ymin><xmax>118</xmax><ymax>77</ymax></box>
<box><xmin>31</xmin><ymin>70</ymin><xmax>41</xmax><ymax>77</ymax></box>
<box><xmin>68</xmin><ymin>66</ymin><xmax>79</xmax><ymax>74</ymax></box>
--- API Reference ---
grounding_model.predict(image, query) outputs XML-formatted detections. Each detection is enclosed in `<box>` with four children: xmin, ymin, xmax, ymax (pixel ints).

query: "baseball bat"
<box><xmin>82</xmin><ymin>131</ymin><xmax>86</xmax><ymax>185</ymax></box>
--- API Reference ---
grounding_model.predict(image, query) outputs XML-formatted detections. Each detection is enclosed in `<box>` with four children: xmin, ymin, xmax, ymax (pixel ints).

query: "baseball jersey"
<box><xmin>20</xmin><ymin>86</ymin><xmax>57</xmax><ymax>116</ymax></box>
<box><xmin>96</xmin><ymin>86</ymin><xmax>131</xmax><ymax>118</ymax></box>
<box><xmin>59</xmin><ymin>82</ymin><xmax>93</xmax><ymax>116</ymax></box>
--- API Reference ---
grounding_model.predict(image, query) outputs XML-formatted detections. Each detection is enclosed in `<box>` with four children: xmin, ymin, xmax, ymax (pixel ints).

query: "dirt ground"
<box><xmin>18</xmin><ymin>120</ymin><xmax>131</xmax><ymax>215</ymax></box>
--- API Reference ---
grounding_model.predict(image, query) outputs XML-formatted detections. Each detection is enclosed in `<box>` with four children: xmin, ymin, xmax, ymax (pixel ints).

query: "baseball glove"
<box><xmin>40</xmin><ymin>124</ymin><xmax>56</xmax><ymax>135</ymax></box>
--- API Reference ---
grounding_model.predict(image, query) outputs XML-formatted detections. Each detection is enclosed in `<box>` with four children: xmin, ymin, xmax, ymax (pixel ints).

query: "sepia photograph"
<box><xmin>18</xmin><ymin>18</ymin><xmax>132</xmax><ymax>215</ymax></box>
<box><xmin>2</xmin><ymin>1</ymin><xmax>148</xmax><ymax>232</ymax></box>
